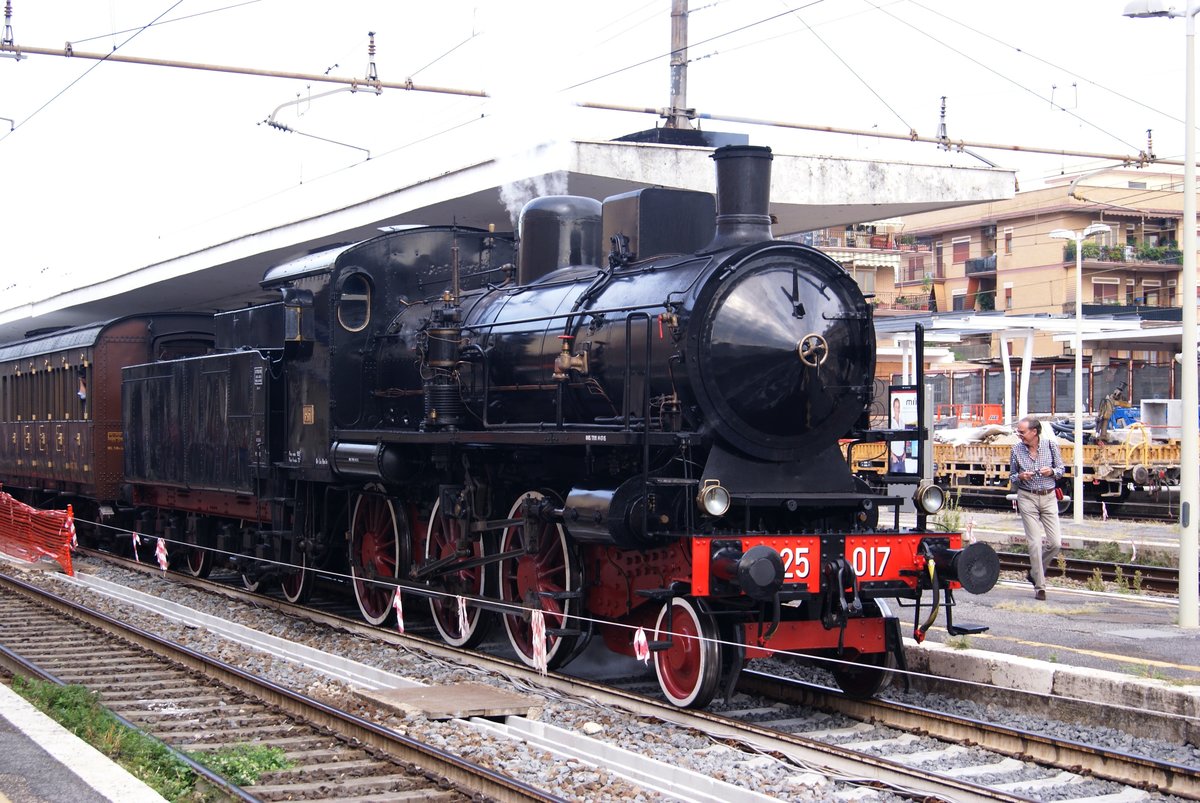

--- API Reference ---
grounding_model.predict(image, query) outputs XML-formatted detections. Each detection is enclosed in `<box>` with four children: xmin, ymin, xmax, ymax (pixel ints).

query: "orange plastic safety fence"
<box><xmin>0</xmin><ymin>488</ymin><xmax>74</xmax><ymax>576</ymax></box>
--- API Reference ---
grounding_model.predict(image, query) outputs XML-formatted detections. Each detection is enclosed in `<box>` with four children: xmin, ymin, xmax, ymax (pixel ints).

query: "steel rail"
<box><xmin>0</xmin><ymin>639</ymin><xmax>255</xmax><ymax>802</ymax></box>
<box><xmin>996</xmin><ymin>551</ymin><xmax>1181</xmax><ymax>594</ymax></box>
<box><xmin>0</xmin><ymin>571</ymin><xmax>566</xmax><ymax>803</ymax></box>
<box><xmin>73</xmin><ymin>549</ymin><xmax>1049</xmax><ymax>802</ymax></box>
<box><xmin>739</xmin><ymin>670</ymin><xmax>1200</xmax><ymax>800</ymax></box>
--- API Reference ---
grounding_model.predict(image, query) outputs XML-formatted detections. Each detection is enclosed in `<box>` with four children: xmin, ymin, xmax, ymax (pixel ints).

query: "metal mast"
<box><xmin>666</xmin><ymin>0</ymin><xmax>692</xmax><ymax>129</ymax></box>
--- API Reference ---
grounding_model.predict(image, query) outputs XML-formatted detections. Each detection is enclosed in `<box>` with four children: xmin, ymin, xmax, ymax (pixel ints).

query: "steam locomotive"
<box><xmin>0</xmin><ymin>144</ymin><xmax>999</xmax><ymax>708</ymax></box>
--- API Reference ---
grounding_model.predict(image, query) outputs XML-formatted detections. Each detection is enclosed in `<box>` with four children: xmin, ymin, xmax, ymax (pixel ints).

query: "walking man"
<box><xmin>1010</xmin><ymin>416</ymin><xmax>1064</xmax><ymax>600</ymax></box>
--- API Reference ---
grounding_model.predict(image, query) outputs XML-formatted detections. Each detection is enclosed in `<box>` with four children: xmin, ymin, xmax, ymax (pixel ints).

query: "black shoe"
<box><xmin>1035</xmin><ymin>589</ymin><xmax>1046</xmax><ymax>601</ymax></box>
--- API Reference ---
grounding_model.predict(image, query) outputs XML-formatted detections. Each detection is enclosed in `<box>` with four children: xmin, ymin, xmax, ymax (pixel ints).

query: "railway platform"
<box><xmin>0</xmin><ymin>678</ymin><xmax>166</xmax><ymax>802</ymax></box>
<box><xmin>903</xmin><ymin>506</ymin><xmax>1200</xmax><ymax>731</ymax></box>
<box><xmin>909</xmin><ymin>506</ymin><xmax>1199</xmax><ymax>680</ymax></box>
<box><xmin>915</xmin><ymin>564</ymin><xmax>1199</xmax><ymax>682</ymax></box>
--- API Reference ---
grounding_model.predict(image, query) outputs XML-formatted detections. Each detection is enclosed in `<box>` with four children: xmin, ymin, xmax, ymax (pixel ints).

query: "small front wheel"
<box><xmin>653</xmin><ymin>597</ymin><xmax>723</xmax><ymax>708</ymax></box>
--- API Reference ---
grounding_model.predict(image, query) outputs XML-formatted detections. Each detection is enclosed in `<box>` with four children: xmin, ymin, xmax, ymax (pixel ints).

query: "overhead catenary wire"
<box><xmin>67</xmin><ymin>0</ymin><xmax>264</xmax><ymax>47</ymax></box>
<box><xmin>0</xmin><ymin>42</ymin><xmax>486</xmax><ymax>98</ymax></box>
<box><xmin>3</xmin><ymin>38</ymin><xmax>1183</xmax><ymax>168</ymax></box>
<box><xmin>2</xmin><ymin>1</ymin><xmax>185</xmax><ymax>138</ymax></box>
<box><xmin>861</xmin><ymin>0</ymin><xmax>1144</xmax><ymax>156</ymax></box>
<box><xmin>787</xmin><ymin>4</ymin><xmax>914</xmax><ymax>134</ymax></box>
<box><xmin>905</xmin><ymin>0</ymin><xmax>1186</xmax><ymax>129</ymax></box>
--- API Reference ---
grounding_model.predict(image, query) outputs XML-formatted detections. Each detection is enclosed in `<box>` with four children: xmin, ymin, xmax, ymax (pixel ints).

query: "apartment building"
<box><xmin>795</xmin><ymin>168</ymin><xmax>1193</xmax><ymax>413</ymax></box>
<box><xmin>895</xmin><ymin>168</ymin><xmax>1186</xmax><ymax>322</ymax></box>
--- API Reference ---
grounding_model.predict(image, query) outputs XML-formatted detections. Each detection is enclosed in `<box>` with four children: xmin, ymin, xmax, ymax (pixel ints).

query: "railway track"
<box><xmin>25</xmin><ymin>551</ymin><xmax>1200</xmax><ymax>802</ymax></box>
<box><xmin>593</xmin><ymin>663</ymin><xmax>1200</xmax><ymax>801</ymax></box>
<box><xmin>0</xmin><ymin>571</ymin><xmax>563</xmax><ymax>802</ymax></box>
<box><xmin>735</xmin><ymin>668</ymin><xmax>1200</xmax><ymax>800</ymax></box>
<box><xmin>995</xmin><ymin>551</ymin><xmax>1180</xmax><ymax>594</ymax></box>
<box><xmin>956</xmin><ymin>487</ymin><xmax>1183</xmax><ymax>523</ymax></box>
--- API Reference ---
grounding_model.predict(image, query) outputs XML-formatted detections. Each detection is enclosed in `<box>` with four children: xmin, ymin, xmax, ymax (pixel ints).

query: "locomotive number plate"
<box><xmin>844</xmin><ymin>535</ymin><xmax>920</xmax><ymax>581</ymax></box>
<box><xmin>740</xmin><ymin>536</ymin><xmax>822</xmax><ymax>587</ymax></box>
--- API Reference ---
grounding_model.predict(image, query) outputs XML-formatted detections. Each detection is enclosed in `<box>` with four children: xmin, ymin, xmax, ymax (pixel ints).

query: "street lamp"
<box><xmin>1049</xmin><ymin>222</ymin><xmax>1111</xmax><ymax>524</ymax></box>
<box><xmin>1124</xmin><ymin>0</ymin><xmax>1199</xmax><ymax>629</ymax></box>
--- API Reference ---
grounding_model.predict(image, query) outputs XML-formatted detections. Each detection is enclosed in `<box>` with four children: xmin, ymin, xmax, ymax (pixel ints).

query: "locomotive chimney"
<box><xmin>703</xmin><ymin>144</ymin><xmax>774</xmax><ymax>252</ymax></box>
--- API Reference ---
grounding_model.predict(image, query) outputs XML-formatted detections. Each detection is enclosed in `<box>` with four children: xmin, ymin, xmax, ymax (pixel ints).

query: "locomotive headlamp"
<box><xmin>913</xmin><ymin>481</ymin><xmax>946</xmax><ymax>515</ymax></box>
<box><xmin>697</xmin><ymin>479</ymin><xmax>731</xmax><ymax>517</ymax></box>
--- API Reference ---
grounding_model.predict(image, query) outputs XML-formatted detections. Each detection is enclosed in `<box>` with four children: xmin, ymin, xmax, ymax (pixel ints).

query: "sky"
<box><xmin>0</xmin><ymin>0</ymin><xmax>1192</xmax><ymax>308</ymax></box>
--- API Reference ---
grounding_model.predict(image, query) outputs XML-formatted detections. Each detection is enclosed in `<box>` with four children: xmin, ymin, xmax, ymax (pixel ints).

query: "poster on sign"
<box><xmin>888</xmin><ymin>386</ymin><xmax>919</xmax><ymax>476</ymax></box>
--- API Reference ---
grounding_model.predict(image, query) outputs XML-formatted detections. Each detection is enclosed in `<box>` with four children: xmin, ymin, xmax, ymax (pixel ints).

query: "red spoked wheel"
<box><xmin>653</xmin><ymin>597</ymin><xmax>723</xmax><ymax>709</ymax></box>
<box><xmin>830</xmin><ymin>651</ymin><xmax>895</xmax><ymax>698</ymax></box>
<box><xmin>349</xmin><ymin>493</ymin><xmax>406</xmax><ymax>626</ymax></box>
<box><xmin>424</xmin><ymin>497</ymin><xmax>489</xmax><ymax>648</ymax></box>
<box><xmin>181</xmin><ymin>546</ymin><xmax>213</xmax><ymax>578</ymax></box>
<box><xmin>829</xmin><ymin>600</ymin><xmax>895</xmax><ymax>698</ymax></box>
<box><xmin>281</xmin><ymin>550</ymin><xmax>314</xmax><ymax>604</ymax></box>
<box><xmin>498</xmin><ymin>491</ymin><xmax>581</xmax><ymax>671</ymax></box>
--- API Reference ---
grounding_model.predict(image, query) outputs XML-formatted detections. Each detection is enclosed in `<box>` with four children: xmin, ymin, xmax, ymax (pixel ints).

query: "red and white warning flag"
<box><xmin>531</xmin><ymin>609</ymin><xmax>548</xmax><ymax>676</ymax></box>
<box><xmin>456</xmin><ymin>595</ymin><xmax>469</xmax><ymax>638</ymax></box>
<box><xmin>130</xmin><ymin>531</ymin><xmax>142</xmax><ymax>562</ymax></box>
<box><xmin>633</xmin><ymin>627</ymin><xmax>651</xmax><ymax>664</ymax></box>
<box><xmin>964</xmin><ymin>516</ymin><xmax>976</xmax><ymax>542</ymax></box>
<box><xmin>155</xmin><ymin>537</ymin><xmax>169</xmax><ymax>572</ymax></box>
<box><xmin>66</xmin><ymin>505</ymin><xmax>77</xmax><ymax>548</ymax></box>
<box><xmin>392</xmin><ymin>588</ymin><xmax>405</xmax><ymax>633</ymax></box>
<box><xmin>1102</xmin><ymin>502</ymin><xmax>1109</xmax><ymax>521</ymax></box>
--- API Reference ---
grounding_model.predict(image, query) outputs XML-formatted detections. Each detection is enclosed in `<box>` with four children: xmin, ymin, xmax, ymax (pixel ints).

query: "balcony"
<box><xmin>810</xmin><ymin>232</ymin><xmax>933</xmax><ymax>252</ymax></box>
<box><xmin>965</xmin><ymin>254</ymin><xmax>997</xmax><ymax>275</ymax></box>
<box><xmin>1062</xmin><ymin>300</ymin><xmax>1181</xmax><ymax>316</ymax></box>
<box><xmin>872</xmin><ymin>291</ymin><xmax>932</xmax><ymax>312</ymax></box>
<box><xmin>1060</xmin><ymin>242</ymin><xmax>1183</xmax><ymax>266</ymax></box>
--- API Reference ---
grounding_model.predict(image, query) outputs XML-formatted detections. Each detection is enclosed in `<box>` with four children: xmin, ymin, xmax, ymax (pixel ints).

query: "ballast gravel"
<box><xmin>6</xmin><ymin>556</ymin><xmax>1195</xmax><ymax>801</ymax></box>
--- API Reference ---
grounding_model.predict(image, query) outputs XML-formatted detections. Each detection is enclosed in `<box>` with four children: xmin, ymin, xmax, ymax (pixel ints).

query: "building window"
<box><xmin>1004</xmin><ymin>228</ymin><xmax>1013</xmax><ymax>255</ymax></box>
<box><xmin>952</xmin><ymin>238</ymin><xmax>970</xmax><ymax>263</ymax></box>
<box><xmin>1093</xmin><ymin>278</ymin><xmax>1119</xmax><ymax>303</ymax></box>
<box><xmin>1143</xmin><ymin>280</ymin><xmax>1161</xmax><ymax>306</ymax></box>
<box><xmin>1003</xmin><ymin>282</ymin><xmax>1013</xmax><ymax>310</ymax></box>
<box><xmin>905</xmin><ymin>255</ymin><xmax>925</xmax><ymax>283</ymax></box>
<box><xmin>952</xmin><ymin>289</ymin><xmax>967</xmax><ymax>311</ymax></box>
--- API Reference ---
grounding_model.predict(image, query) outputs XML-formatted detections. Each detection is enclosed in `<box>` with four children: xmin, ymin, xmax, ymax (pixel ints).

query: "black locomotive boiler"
<box><xmin>6</xmin><ymin>144</ymin><xmax>1000</xmax><ymax>708</ymax></box>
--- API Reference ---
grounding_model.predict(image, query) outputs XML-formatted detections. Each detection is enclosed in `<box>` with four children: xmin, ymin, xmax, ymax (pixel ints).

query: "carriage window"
<box><xmin>76</xmin><ymin>366</ymin><xmax>89</xmax><ymax>420</ymax></box>
<box><xmin>337</xmin><ymin>272</ymin><xmax>372</xmax><ymax>333</ymax></box>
